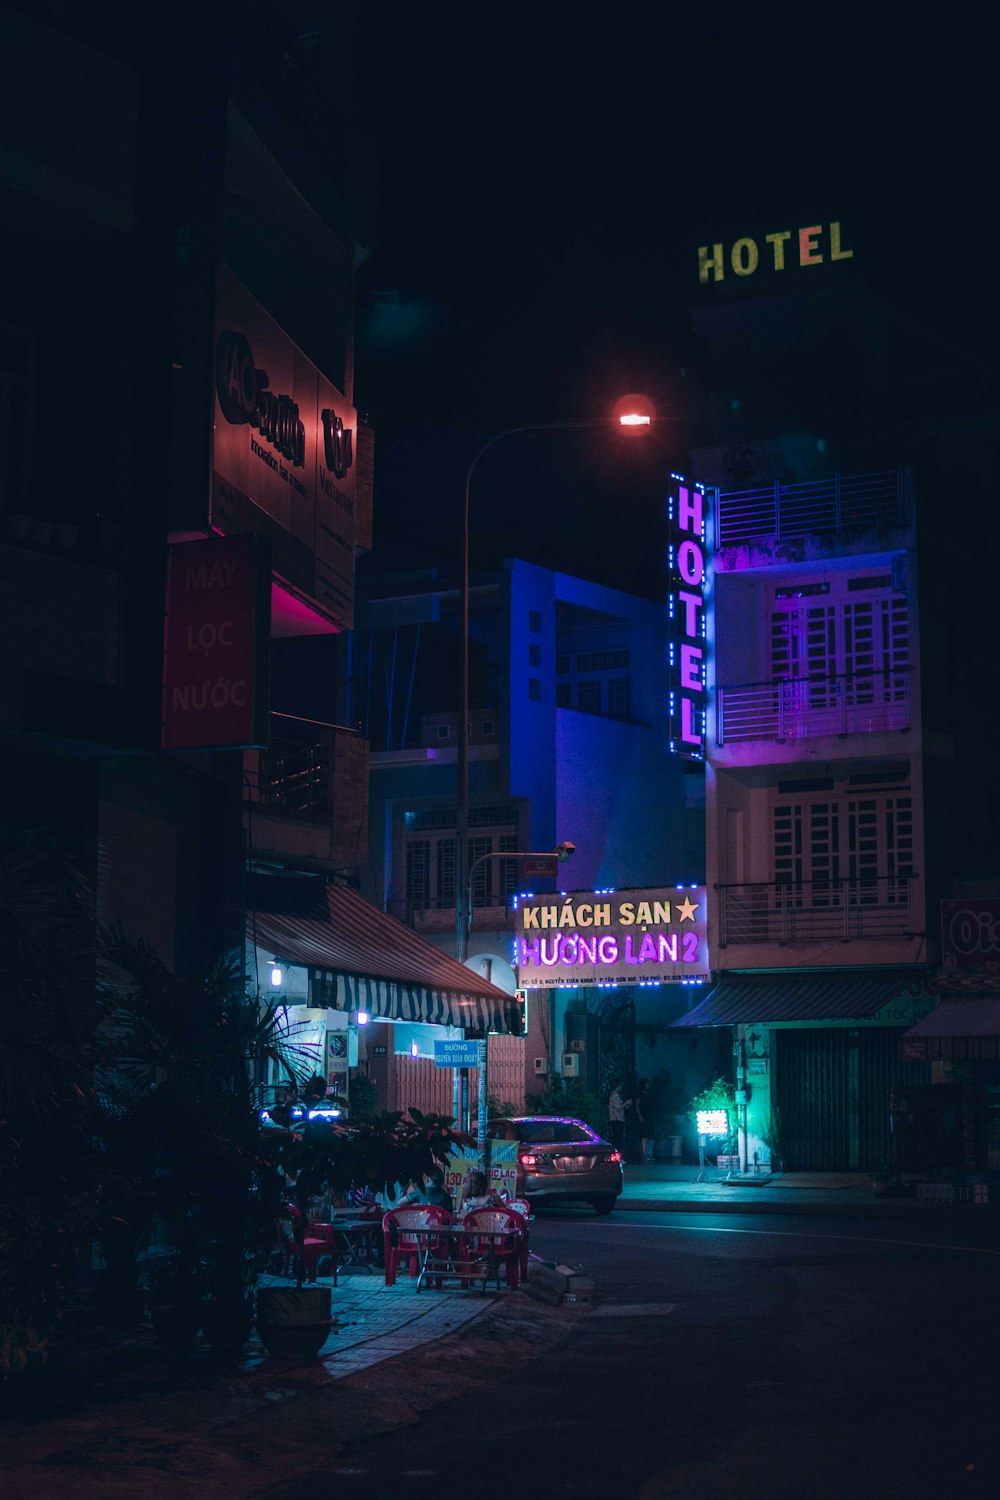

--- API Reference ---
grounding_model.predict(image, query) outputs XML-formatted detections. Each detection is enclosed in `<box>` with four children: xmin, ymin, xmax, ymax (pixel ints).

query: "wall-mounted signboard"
<box><xmin>515</xmin><ymin>886</ymin><xmax>709</xmax><ymax>989</ymax></box>
<box><xmin>211</xmin><ymin>265</ymin><xmax>358</xmax><ymax>629</ymax></box>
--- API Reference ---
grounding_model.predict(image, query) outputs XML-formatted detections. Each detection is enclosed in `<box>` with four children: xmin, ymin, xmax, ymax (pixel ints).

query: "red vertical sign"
<box><xmin>161</xmin><ymin>534</ymin><xmax>270</xmax><ymax>749</ymax></box>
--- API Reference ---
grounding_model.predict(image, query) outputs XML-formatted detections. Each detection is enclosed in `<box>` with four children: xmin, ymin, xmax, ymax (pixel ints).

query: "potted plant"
<box><xmin>252</xmin><ymin>1105</ymin><xmax>473</xmax><ymax>1358</ymax></box>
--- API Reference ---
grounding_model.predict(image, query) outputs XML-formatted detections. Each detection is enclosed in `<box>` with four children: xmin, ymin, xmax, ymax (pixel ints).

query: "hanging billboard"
<box><xmin>161</xmin><ymin>533</ymin><xmax>271</xmax><ymax>750</ymax></box>
<box><xmin>211</xmin><ymin>265</ymin><xmax>358</xmax><ymax>629</ymax></box>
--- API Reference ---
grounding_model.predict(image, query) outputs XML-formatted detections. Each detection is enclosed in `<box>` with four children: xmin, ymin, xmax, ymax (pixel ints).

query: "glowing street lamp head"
<box><xmin>613</xmin><ymin>392</ymin><xmax>655</xmax><ymax>432</ymax></box>
<box><xmin>269</xmin><ymin>961</ymin><xmax>283</xmax><ymax>988</ymax></box>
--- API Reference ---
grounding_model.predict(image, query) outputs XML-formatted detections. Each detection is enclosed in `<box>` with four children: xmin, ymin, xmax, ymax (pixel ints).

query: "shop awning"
<box><xmin>248</xmin><ymin>879</ymin><xmax>516</xmax><ymax>1032</ymax></box>
<box><xmin>902</xmin><ymin>996</ymin><xmax>1000</xmax><ymax>1061</ymax></box>
<box><xmin>672</xmin><ymin>970</ymin><xmax>926</xmax><ymax>1027</ymax></box>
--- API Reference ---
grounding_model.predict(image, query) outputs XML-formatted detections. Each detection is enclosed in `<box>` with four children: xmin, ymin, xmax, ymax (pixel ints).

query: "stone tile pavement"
<box><xmin>250</xmin><ymin>1266</ymin><xmax>502</xmax><ymax>1379</ymax></box>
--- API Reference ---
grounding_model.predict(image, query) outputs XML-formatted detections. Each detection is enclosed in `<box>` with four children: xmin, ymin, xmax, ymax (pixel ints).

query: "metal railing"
<box><xmin>716</xmin><ymin>469</ymin><xmax>907</xmax><ymax>546</ymax></box>
<box><xmin>244</xmin><ymin>715</ymin><xmax>362</xmax><ymax>821</ymax></box>
<box><xmin>717</xmin><ymin>876</ymin><xmax>916</xmax><ymax>946</ymax></box>
<box><xmin>717</xmin><ymin>669</ymin><xmax>911</xmax><ymax>745</ymax></box>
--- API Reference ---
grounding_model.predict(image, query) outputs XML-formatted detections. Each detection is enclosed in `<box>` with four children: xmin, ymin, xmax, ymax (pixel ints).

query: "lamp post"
<box><xmin>453</xmin><ymin>403</ymin><xmax>660</xmax><ymax>1169</ymax></box>
<box><xmin>463</xmin><ymin>843</ymin><xmax>575</xmax><ymax>1168</ymax></box>
<box><xmin>455</xmin><ymin>405</ymin><xmax>655</xmax><ymax>965</ymax></box>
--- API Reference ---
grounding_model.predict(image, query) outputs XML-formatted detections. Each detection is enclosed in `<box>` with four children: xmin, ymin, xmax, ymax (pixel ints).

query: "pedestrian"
<box><xmin>461</xmin><ymin>1169</ymin><xmax>500</xmax><ymax>1213</ymax></box>
<box><xmin>635</xmin><ymin>1077</ymin><xmax>654</xmax><ymax>1163</ymax></box>
<box><xmin>607</xmin><ymin>1080</ymin><xmax>626</xmax><ymax>1152</ymax></box>
<box><xmin>401</xmin><ymin>1165</ymin><xmax>453</xmax><ymax>1214</ymax></box>
<box><xmin>626</xmin><ymin>1078</ymin><xmax>653</xmax><ymax>1163</ymax></box>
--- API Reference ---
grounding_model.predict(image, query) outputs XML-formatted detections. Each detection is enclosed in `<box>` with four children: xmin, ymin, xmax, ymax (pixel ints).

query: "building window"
<box><xmin>770</xmin><ymin>575</ymin><xmax>909</xmax><ymax>699</ymax></box>
<box><xmin>556</xmin><ymin>646</ymin><xmax>630</xmax><ymax>722</ymax></box>
<box><xmin>607</xmin><ymin>677</ymin><xmax>629</xmax><ymax>719</ymax></box>
<box><xmin>577</xmin><ymin>679</ymin><xmax>601</xmax><ymax>714</ymax></box>
<box><xmin>772</xmin><ymin>785</ymin><xmax>913</xmax><ymax>904</ymax></box>
<box><xmin>403</xmin><ymin>807</ymin><xmax>521</xmax><ymax>913</ymax></box>
<box><xmin>437</xmin><ymin>724</ymin><xmax>451</xmax><ymax>739</ymax></box>
<box><xmin>406</xmin><ymin>841</ymin><xmax>431</xmax><ymax>909</ymax></box>
<box><xmin>529</xmin><ymin>610</ymin><xmax>542</xmax><ymax>633</ymax></box>
<box><xmin>529</xmin><ymin>643</ymin><xmax>541</xmax><ymax>667</ymax></box>
<box><xmin>528</xmin><ymin>678</ymin><xmax>541</xmax><ymax>702</ymax></box>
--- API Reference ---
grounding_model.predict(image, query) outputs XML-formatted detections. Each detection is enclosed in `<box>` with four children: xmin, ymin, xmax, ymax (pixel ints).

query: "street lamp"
<box><xmin>455</xmin><ymin>407</ymin><xmax>655</xmax><ymax>965</ymax></box>
<box><xmin>453</xmin><ymin>404</ymin><xmax>661</xmax><ymax>1170</ymax></box>
<box><xmin>464</xmin><ymin>842</ymin><xmax>576</xmax><ymax>949</ymax></box>
<box><xmin>462</xmin><ymin>843</ymin><xmax>575</xmax><ymax>1167</ymax></box>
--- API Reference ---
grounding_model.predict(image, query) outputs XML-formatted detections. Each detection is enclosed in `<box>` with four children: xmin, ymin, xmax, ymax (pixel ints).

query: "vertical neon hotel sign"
<box><xmin>667</xmin><ymin>476</ymin><xmax>711</xmax><ymax>759</ymax></box>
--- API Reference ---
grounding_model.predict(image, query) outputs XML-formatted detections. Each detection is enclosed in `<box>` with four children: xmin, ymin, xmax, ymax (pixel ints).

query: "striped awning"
<box><xmin>902</xmin><ymin>996</ymin><xmax>1000</xmax><ymax>1061</ymax></box>
<box><xmin>672</xmin><ymin>970</ymin><xmax>927</xmax><ymax>1027</ymax></box>
<box><xmin>248</xmin><ymin>880</ymin><xmax>516</xmax><ymax>1033</ymax></box>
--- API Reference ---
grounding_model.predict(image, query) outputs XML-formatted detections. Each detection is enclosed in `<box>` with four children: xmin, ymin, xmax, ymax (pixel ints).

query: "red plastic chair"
<box><xmin>282</xmin><ymin>1234</ymin><xmax>326</xmax><ymax>1283</ymax></box>
<box><xmin>382</xmin><ymin>1205</ymin><xmax>454</xmax><ymax>1286</ymax></box>
<box><xmin>281</xmin><ymin>1201</ymin><xmax>328</xmax><ymax>1283</ymax></box>
<box><xmin>461</xmin><ymin>1207</ymin><xmax>524</xmax><ymax>1290</ymax></box>
<box><xmin>503</xmin><ymin>1205</ymin><xmax>531</xmax><ymax>1281</ymax></box>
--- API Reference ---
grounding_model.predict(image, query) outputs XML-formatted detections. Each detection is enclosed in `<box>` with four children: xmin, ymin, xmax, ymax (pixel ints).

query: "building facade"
<box><xmin>673</xmin><ymin>239</ymin><xmax>1000</xmax><ymax>1175</ymax></box>
<box><xmin>356</xmin><ymin>557</ymin><xmax>713</xmax><ymax>1125</ymax></box>
<box><xmin>0</xmin><ymin>3</ymin><xmax>515</xmax><ymax>1103</ymax></box>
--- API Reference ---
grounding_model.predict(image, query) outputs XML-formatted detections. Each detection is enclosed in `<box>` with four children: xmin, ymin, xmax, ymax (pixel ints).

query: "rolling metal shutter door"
<box><xmin>776</xmin><ymin>1027</ymin><xmax>929</xmax><ymax>1170</ymax></box>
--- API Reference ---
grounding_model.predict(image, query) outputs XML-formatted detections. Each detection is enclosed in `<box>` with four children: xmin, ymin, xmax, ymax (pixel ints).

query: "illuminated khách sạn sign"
<box><xmin>515</xmin><ymin>886</ymin><xmax>709</xmax><ymax>989</ymax></box>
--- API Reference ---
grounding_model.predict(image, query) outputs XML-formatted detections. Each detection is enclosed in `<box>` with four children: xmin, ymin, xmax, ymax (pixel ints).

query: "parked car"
<box><xmin>487</xmin><ymin>1115</ymin><xmax>623</xmax><ymax>1215</ymax></box>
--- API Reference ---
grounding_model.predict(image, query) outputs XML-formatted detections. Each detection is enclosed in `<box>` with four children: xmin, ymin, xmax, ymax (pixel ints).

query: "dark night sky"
<box><xmin>352</xmin><ymin>9</ymin><xmax>997</xmax><ymax>596</ymax></box>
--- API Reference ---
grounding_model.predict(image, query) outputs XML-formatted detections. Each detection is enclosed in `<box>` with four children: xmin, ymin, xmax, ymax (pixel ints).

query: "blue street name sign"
<box><xmin>433</xmin><ymin>1039</ymin><xmax>480</xmax><ymax>1068</ymax></box>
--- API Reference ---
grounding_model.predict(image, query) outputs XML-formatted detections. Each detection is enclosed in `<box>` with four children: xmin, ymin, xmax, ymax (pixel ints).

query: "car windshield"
<box><xmin>514</xmin><ymin>1119</ymin><xmax>597</xmax><ymax>1145</ymax></box>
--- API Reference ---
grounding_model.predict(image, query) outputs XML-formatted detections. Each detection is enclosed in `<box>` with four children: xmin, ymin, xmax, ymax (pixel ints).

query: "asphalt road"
<box><xmin>256</xmin><ymin>1207</ymin><xmax>1000</xmax><ymax>1500</ymax></box>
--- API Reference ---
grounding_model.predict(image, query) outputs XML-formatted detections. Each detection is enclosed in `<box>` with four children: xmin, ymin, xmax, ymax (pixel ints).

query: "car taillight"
<box><xmin>519</xmin><ymin>1153</ymin><xmax>537</xmax><ymax>1168</ymax></box>
<box><xmin>609</xmin><ymin>1150</ymin><xmax>622</xmax><ymax>1163</ymax></box>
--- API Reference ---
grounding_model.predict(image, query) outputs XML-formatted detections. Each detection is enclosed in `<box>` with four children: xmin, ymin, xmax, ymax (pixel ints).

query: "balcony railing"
<box><xmin>717</xmin><ymin>877</ymin><xmax>917</xmax><ymax>946</ymax></box>
<box><xmin>717</xmin><ymin>669</ymin><xmax>911</xmax><ymax>745</ymax></box>
<box><xmin>244</xmin><ymin>716</ymin><xmax>367</xmax><ymax>818</ymax></box>
<box><xmin>716</xmin><ymin>469</ymin><xmax>907</xmax><ymax>547</ymax></box>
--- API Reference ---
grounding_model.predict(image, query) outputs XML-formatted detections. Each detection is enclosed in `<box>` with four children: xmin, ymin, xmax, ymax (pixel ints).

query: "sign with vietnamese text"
<box><xmin>433</xmin><ymin>1039</ymin><xmax>481</xmax><ymax>1068</ymax></box>
<box><xmin>941</xmin><ymin>899</ymin><xmax>1000</xmax><ymax>978</ymax></box>
<box><xmin>161</xmin><ymin>534</ymin><xmax>270</xmax><ymax>749</ymax></box>
<box><xmin>515</xmin><ymin>886</ymin><xmax>709</xmax><ymax>988</ymax></box>
<box><xmin>212</xmin><ymin>266</ymin><xmax>358</xmax><ymax>628</ymax></box>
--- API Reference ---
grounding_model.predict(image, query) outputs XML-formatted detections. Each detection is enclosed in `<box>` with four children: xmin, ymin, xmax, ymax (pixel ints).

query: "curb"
<box><xmin>618</xmin><ymin>1195</ymin><xmax>1000</xmax><ymax>1220</ymax></box>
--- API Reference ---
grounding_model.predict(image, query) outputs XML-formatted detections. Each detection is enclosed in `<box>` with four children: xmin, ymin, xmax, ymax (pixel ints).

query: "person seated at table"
<box><xmin>400</xmin><ymin>1165</ymin><xmax>453</xmax><ymax>1213</ymax></box>
<box><xmin>461</xmin><ymin>1170</ymin><xmax>502</xmax><ymax>1214</ymax></box>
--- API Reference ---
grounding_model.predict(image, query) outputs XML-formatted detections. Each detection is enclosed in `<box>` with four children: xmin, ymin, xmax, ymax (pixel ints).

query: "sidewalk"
<box><xmin>618</xmin><ymin>1161</ymin><xmax>1000</xmax><ymax>1218</ymax></box>
<box><xmin>2</xmin><ymin>1266</ymin><xmax>510</xmax><ymax>1427</ymax></box>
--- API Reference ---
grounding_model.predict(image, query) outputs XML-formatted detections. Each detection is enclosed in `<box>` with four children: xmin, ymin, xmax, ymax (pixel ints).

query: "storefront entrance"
<box><xmin>775</xmin><ymin>1026</ymin><xmax>929</xmax><ymax>1170</ymax></box>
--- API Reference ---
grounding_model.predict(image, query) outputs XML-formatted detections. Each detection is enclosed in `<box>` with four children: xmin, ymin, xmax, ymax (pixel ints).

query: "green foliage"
<box><xmin>486</xmin><ymin>1094</ymin><xmax>519</xmax><ymax>1117</ymax></box>
<box><xmin>524</xmin><ymin>1081</ymin><xmax>609</xmax><ymax>1137</ymax></box>
<box><xmin>688</xmin><ymin>1077</ymin><xmax>738</xmax><ymax>1142</ymax></box>
<box><xmin>278</xmin><ymin>1107</ymin><xmax>474</xmax><ymax>1279</ymax></box>
<box><xmin>348</xmin><ymin>1072</ymin><xmax>378</xmax><ymax>1121</ymax></box>
<box><xmin>0</xmin><ymin>820</ymin><xmax>102</xmax><ymax>1377</ymax></box>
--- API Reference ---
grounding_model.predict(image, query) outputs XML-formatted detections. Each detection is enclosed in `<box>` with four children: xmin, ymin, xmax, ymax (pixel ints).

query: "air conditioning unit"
<box><xmin>562</xmin><ymin>1053</ymin><xmax>581</xmax><ymax>1078</ymax></box>
<box><xmin>533</xmin><ymin>1057</ymin><xmax>548</xmax><ymax>1075</ymax></box>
